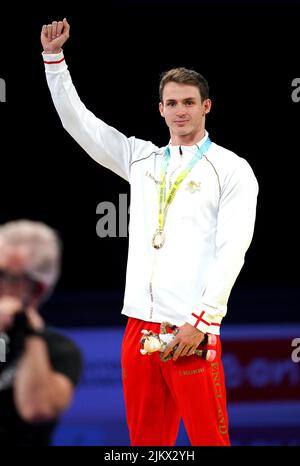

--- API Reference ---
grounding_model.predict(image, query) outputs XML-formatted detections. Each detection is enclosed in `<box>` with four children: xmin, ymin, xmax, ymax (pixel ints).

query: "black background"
<box><xmin>0</xmin><ymin>0</ymin><xmax>299</xmax><ymax>325</ymax></box>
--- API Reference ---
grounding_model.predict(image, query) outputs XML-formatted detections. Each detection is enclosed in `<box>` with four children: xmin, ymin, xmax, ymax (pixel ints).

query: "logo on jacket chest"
<box><xmin>186</xmin><ymin>180</ymin><xmax>201</xmax><ymax>193</ymax></box>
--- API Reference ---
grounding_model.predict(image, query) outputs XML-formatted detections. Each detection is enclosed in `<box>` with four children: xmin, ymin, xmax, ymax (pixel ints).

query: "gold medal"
<box><xmin>152</xmin><ymin>230</ymin><xmax>165</xmax><ymax>249</ymax></box>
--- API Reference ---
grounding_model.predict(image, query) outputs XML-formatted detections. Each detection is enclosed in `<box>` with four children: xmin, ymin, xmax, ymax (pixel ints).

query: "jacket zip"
<box><xmin>149</xmin><ymin>249</ymin><xmax>159</xmax><ymax>320</ymax></box>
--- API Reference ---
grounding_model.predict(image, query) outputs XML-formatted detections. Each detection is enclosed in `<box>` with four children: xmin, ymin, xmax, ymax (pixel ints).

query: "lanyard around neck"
<box><xmin>157</xmin><ymin>137</ymin><xmax>212</xmax><ymax>233</ymax></box>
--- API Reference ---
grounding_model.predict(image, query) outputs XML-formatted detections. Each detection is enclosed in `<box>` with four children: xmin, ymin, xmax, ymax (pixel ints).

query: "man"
<box><xmin>40</xmin><ymin>19</ymin><xmax>258</xmax><ymax>446</ymax></box>
<box><xmin>0</xmin><ymin>220</ymin><xmax>82</xmax><ymax>445</ymax></box>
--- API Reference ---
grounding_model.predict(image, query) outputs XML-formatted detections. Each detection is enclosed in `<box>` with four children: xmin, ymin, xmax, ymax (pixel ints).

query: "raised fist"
<box><xmin>41</xmin><ymin>18</ymin><xmax>70</xmax><ymax>54</ymax></box>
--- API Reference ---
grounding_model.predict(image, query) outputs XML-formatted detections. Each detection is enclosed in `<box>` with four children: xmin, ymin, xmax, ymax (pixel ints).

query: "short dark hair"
<box><xmin>159</xmin><ymin>67</ymin><xmax>209</xmax><ymax>103</ymax></box>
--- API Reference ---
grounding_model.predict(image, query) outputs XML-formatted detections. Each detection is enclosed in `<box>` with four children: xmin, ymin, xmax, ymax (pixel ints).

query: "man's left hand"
<box><xmin>162</xmin><ymin>323</ymin><xmax>205</xmax><ymax>361</ymax></box>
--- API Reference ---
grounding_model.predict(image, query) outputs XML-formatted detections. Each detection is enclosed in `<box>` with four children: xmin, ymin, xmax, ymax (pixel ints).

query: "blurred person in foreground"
<box><xmin>0</xmin><ymin>220</ymin><xmax>82</xmax><ymax>446</ymax></box>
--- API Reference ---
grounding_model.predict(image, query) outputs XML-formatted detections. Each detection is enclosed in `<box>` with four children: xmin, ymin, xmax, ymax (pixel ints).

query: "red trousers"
<box><xmin>121</xmin><ymin>317</ymin><xmax>230</xmax><ymax>446</ymax></box>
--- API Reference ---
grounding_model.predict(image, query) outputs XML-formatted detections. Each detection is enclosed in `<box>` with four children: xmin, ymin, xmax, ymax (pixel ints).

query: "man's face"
<box><xmin>0</xmin><ymin>241</ymin><xmax>39</xmax><ymax>304</ymax></box>
<box><xmin>159</xmin><ymin>82</ymin><xmax>211</xmax><ymax>142</ymax></box>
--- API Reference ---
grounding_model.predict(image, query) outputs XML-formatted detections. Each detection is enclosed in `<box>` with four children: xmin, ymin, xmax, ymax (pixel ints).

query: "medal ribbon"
<box><xmin>157</xmin><ymin>137</ymin><xmax>212</xmax><ymax>233</ymax></box>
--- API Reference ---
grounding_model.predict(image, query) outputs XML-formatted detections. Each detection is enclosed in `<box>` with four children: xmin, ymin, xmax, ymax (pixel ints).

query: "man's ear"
<box><xmin>159</xmin><ymin>102</ymin><xmax>165</xmax><ymax>118</ymax></box>
<box><xmin>203</xmin><ymin>99</ymin><xmax>212</xmax><ymax>115</ymax></box>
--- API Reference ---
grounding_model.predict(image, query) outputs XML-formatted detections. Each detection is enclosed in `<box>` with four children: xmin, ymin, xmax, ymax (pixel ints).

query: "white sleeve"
<box><xmin>187</xmin><ymin>158</ymin><xmax>259</xmax><ymax>333</ymax></box>
<box><xmin>42</xmin><ymin>50</ymin><xmax>153</xmax><ymax>181</ymax></box>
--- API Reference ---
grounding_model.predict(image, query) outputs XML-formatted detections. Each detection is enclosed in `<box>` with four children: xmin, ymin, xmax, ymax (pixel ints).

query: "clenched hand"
<box><xmin>41</xmin><ymin>18</ymin><xmax>70</xmax><ymax>54</ymax></box>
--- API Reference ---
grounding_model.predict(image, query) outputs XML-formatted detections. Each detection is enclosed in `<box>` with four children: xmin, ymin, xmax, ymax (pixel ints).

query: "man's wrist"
<box><xmin>43</xmin><ymin>48</ymin><xmax>62</xmax><ymax>55</ymax></box>
<box><xmin>184</xmin><ymin>321</ymin><xmax>205</xmax><ymax>334</ymax></box>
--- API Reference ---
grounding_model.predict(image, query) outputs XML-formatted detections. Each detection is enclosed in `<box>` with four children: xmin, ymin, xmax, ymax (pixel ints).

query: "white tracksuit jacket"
<box><xmin>43</xmin><ymin>50</ymin><xmax>259</xmax><ymax>335</ymax></box>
